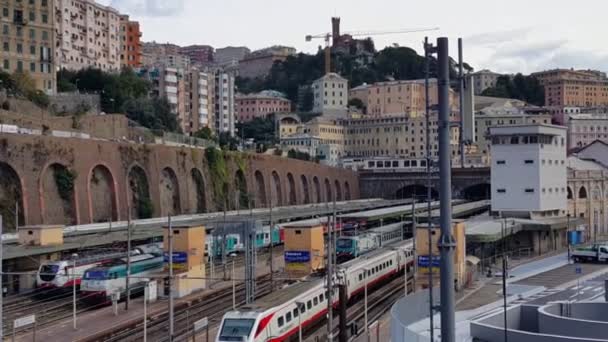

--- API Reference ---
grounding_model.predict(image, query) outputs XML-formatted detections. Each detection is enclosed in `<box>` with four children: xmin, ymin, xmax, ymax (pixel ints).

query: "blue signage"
<box><xmin>575</xmin><ymin>266</ymin><xmax>582</xmax><ymax>275</ymax></box>
<box><xmin>418</xmin><ymin>255</ymin><xmax>441</xmax><ymax>268</ymax></box>
<box><xmin>164</xmin><ymin>252</ymin><xmax>188</xmax><ymax>263</ymax></box>
<box><xmin>284</xmin><ymin>251</ymin><xmax>311</xmax><ymax>263</ymax></box>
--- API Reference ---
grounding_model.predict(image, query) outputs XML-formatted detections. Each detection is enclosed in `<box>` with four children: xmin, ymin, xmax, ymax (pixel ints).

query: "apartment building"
<box><xmin>348</xmin><ymin>78</ymin><xmax>458</xmax><ymax>117</ymax></box>
<box><xmin>213</xmin><ymin>70</ymin><xmax>235</xmax><ymax>136</ymax></box>
<box><xmin>236</xmin><ymin>90</ymin><xmax>291</xmax><ymax>122</ymax></box>
<box><xmin>1</xmin><ymin>0</ymin><xmax>56</xmax><ymax>93</ymax></box>
<box><xmin>180</xmin><ymin>45</ymin><xmax>213</xmax><ymax>66</ymax></box>
<box><xmin>54</xmin><ymin>0</ymin><xmax>121</xmax><ymax>71</ymax></box>
<box><xmin>531</xmin><ymin>69</ymin><xmax>608</xmax><ymax>108</ymax></box>
<box><xmin>471</xmin><ymin>69</ymin><xmax>501</xmax><ymax>95</ymax></box>
<box><xmin>186</xmin><ymin>69</ymin><xmax>213</xmax><ymax>133</ymax></box>
<box><xmin>141</xmin><ymin>41</ymin><xmax>190</xmax><ymax>69</ymax></box>
<box><xmin>119</xmin><ymin>14</ymin><xmax>141</xmax><ymax>68</ymax></box>
<box><xmin>214</xmin><ymin>46</ymin><xmax>249</xmax><ymax>66</ymax></box>
<box><xmin>312</xmin><ymin>72</ymin><xmax>348</xmax><ymax>117</ymax></box>
<box><xmin>567</xmin><ymin>112</ymin><xmax>608</xmax><ymax>149</ymax></box>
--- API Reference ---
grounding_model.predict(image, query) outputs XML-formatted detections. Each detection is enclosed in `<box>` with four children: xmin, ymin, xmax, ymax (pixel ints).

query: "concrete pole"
<box><xmin>168</xmin><ymin>215</ymin><xmax>174</xmax><ymax>342</ymax></box>
<box><xmin>424</xmin><ymin>36</ymin><xmax>435</xmax><ymax>342</ymax></box>
<box><xmin>458</xmin><ymin>38</ymin><xmax>466</xmax><ymax>169</ymax></box>
<box><xmin>437</xmin><ymin>37</ymin><xmax>456</xmax><ymax>342</ymax></box>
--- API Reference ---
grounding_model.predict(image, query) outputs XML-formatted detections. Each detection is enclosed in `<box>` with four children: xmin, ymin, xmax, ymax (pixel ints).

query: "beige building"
<box><xmin>1</xmin><ymin>0</ymin><xmax>56</xmax><ymax>93</ymax></box>
<box><xmin>567</xmin><ymin>113</ymin><xmax>608</xmax><ymax>149</ymax></box>
<box><xmin>348</xmin><ymin>79</ymin><xmax>459</xmax><ymax>117</ymax></box>
<box><xmin>471</xmin><ymin>69</ymin><xmax>501</xmax><ymax>95</ymax></box>
<box><xmin>54</xmin><ymin>0</ymin><xmax>121</xmax><ymax>71</ymax></box>
<box><xmin>312</xmin><ymin>72</ymin><xmax>348</xmax><ymax>116</ymax></box>
<box><xmin>531</xmin><ymin>69</ymin><xmax>608</xmax><ymax>108</ymax></box>
<box><xmin>238</xmin><ymin>45</ymin><xmax>295</xmax><ymax>79</ymax></box>
<box><xmin>141</xmin><ymin>41</ymin><xmax>190</xmax><ymax>69</ymax></box>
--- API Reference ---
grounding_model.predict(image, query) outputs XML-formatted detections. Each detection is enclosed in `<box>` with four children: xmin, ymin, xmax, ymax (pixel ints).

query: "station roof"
<box><xmin>465</xmin><ymin>215</ymin><xmax>585</xmax><ymax>243</ymax></box>
<box><xmin>338</xmin><ymin>199</ymin><xmax>433</xmax><ymax>221</ymax></box>
<box><xmin>426</xmin><ymin>200</ymin><xmax>491</xmax><ymax>220</ymax></box>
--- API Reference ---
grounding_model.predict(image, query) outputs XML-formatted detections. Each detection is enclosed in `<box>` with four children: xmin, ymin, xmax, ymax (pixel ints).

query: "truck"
<box><xmin>571</xmin><ymin>243</ymin><xmax>608</xmax><ymax>263</ymax></box>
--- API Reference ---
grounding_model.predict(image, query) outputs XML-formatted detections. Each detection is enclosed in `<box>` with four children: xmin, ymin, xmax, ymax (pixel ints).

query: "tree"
<box><xmin>237</xmin><ymin>116</ymin><xmax>276</xmax><ymax>144</ymax></box>
<box><xmin>481</xmin><ymin>74</ymin><xmax>545</xmax><ymax>106</ymax></box>
<box><xmin>348</xmin><ymin>98</ymin><xmax>365</xmax><ymax>111</ymax></box>
<box><xmin>218</xmin><ymin>132</ymin><xmax>239</xmax><ymax>151</ymax></box>
<box><xmin>193</xmin><ymin>127</ymin><xmax>215</xmax><ymax>141</ymax></box>
<box><xmin>122</xmin><ymin>97</ymin><xmax>181</xmax><ymax>133</ymax></box>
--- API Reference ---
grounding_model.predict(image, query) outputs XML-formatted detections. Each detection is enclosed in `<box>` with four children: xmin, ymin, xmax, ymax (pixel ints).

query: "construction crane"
<box><xmin>306</xmin><ymin>25</ymin><xmax>440</xmax><ymax>74</ymax></box>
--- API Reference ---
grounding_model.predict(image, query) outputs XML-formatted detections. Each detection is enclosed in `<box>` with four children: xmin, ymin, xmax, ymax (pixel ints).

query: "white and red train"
<box><xmin>216</xmin><ymin>240</ymin><xmax>414</xmax><ymax>342</ymax></box>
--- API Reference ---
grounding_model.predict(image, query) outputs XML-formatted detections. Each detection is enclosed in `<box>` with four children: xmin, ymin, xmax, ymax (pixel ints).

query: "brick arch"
<box><xmin>87</xmin><ymin>163</ymin><xmax>119</xmax><ymax>223</ymax></box>
<box><xmin>254</xmin><ymin>170</ymin><xmax>267</xmax><ymax>208</ymax></box>
<box><xmin>127</xmin><ymin>163</ymin><xmax>153</xmax><ymax>219</ymax></box>
<box><xmin>334</xmin><ymin>180</ymin><xmax>342</xmax><ymax>201</ymax></box>
<box><xmin>188</xmin><ymin>168</ymin><xmax>207</xmax><ymax>213</ymax></box>
<box><xmin>287</xmin><ymin>173</ymin><xmax>297</xmax><ymax>205</ymax></box>
<box><xmin>324</xmin><ymin>178</ymin><xmax>332</xmax><ymax>202</ymax></box>
<box><xmin>160</xmin><ymin>166</ymin><xmax>181</xmax><ymax>216</ymax></box>
<box><xmin>344</xmin><ymin>181</ymin><xmax>351</xmax><ymax>201</ymax></box>
<box><xmin>271</xmin><ymin>170</ymin><xmax>283</xmax><ymax>207</ymax></box>
<box><xmin>301</xmin><ymin>175</ymin><xmax>310</xmax><ymax>204</ymax></box>
<box><xmin>0</xmin><ymin>161</ymin><xmax>26</xmax><ymax>230</ymax></box>
<box><xmin>313</xmin><ymin>176</ymin><xmax>321</xmax><ymax>203</ymax></box>
<box><xmin>235</xmin><ymin>169</ymin><xmax>248</xmax><ymax>210</ymax></box>
<box><xmin>39</xmin><ymin>161</ymin><xmax>78</xmax><ymax>225</ymax></box>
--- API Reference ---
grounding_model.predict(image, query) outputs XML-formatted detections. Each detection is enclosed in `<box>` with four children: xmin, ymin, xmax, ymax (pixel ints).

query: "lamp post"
<box><xmin>296</xmin><ymin>301</ymin><xmax>305</xmax><ymax>342</ymax></box>
<box><xmin>72</xmin><ymin>253</ymin><xmax>78</xmax><ymax>331</ymax></box>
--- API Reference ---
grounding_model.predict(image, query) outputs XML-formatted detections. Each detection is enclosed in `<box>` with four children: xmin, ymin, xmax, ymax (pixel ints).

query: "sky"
<box><xmin>100</xmin><ymin>0</ymin><xmax>608</xmax><ymax>75</ymax></box>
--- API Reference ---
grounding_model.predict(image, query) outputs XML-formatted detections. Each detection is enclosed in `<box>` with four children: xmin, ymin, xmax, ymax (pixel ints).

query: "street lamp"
<box><xmin>296</xmin><ymin>301</ymin><xmax>305</xmax><ymax>342</ymax></box>
<box><xmin>72</xmin><ymin>253</ymin><xmax>78</xmax><ymax>330</ymax></box>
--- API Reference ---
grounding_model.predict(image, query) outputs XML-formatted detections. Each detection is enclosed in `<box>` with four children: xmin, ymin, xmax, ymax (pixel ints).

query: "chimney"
<box><xmin>332</xmin><ymin>17</ymin><xmax>341</xmax><ymax>46</ymax></box>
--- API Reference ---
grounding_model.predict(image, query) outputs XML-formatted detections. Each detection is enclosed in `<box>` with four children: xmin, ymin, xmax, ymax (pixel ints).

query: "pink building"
<box><xmin>236</xmin><ymin>90</ymin><xmax>291</xmax><ymax>122</ymax></box>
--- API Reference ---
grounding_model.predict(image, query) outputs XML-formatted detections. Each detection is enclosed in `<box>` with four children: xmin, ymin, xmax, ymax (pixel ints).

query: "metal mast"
<box><xmin>458</xmin><ymin>38</ymin><xmax>466</xmax><ymax>168</ymax></box>
<box><xmin>424</xmin><ymin>36</ymin><xmax>435</xmax><ymax>342</ymax></box>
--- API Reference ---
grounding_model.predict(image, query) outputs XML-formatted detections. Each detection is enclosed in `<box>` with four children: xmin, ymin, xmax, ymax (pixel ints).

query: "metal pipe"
<box><xmin>424</xmin><ymin>36</ymin><xmax>435</xmax><ymax>342</ymax></box>
<box><xmin>168</xmin><ymin>215</ymin><xmax>174</xmax><ymax>341</ymax></box>
<box><xmin>458</xmin><ymin>38</ymin><xmax>465</xmax><ymax>168</ymax></box>
<box><xmin>437</xmin><ymin>36</ymin><xmax>456</xmax><ymax>342</ymax></box>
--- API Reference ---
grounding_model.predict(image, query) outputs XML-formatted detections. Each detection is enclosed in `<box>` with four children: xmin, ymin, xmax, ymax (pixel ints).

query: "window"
<box><xmin>286</xmin><ymin>312</ymin><xmax>292</xmax><ymax>322</ymax></box>
<box><xmin>293</xmin><ymin>308</ymin><xmax>298</xmax><ymax>318</ymax></box>
<box><xmin>29</xmin><ymin>62</ymin><xmax>34</xmax><ymax>72</ymax></box>
<box><xmin>496</xmin><ymin>160</ymin><xmax>506</xmax><ymax>165</ymax></box>
<box><xmin>524</xmin><ymin>160</ymin><xmax>534</xmax><ymax>164</ymax></box>
<box><xmin>2</xmin><ymin>8</ymin><xmax>8</xmax><ymax>17</ymax></box>
<box><xmin>320</xmin><ymin>294</ymin><xmax>324</xmax><ymax>302</ymax></box>
<box><xmin>497</xmin><ymin>189</ymin><xmax>506</xmax><ymax>193</ymax></box>
<box><xmin>2</xmin><ymin>24</ymin><xmax>7</xmax><ymax>35</ymax></box>
<box><xmin>2</xmin><ymin>60</ymin><xmax>8</xmax><ymax>70</ymax></box>
<box><xmin>17</xmin><ymin>43</ymin><xmax>22</xmax><ymax>54</ymax></box>
<box><xmin>41</xmin><ymin>14</ymin><xmax>47</xmax><ymax>23</ymax></box>
<box><xmin>16</xmin><ymin>61</ymin><xmax>23</xmax><ymax>72</ymax></box>
<box><xmin>278</xmin><ymin>317</ymin><xmax>284</xmax><ymax>327</ymax></box>
<box><xmin>525</xmin><ymin>188</ymin><xmax>534</xmax><ymax>193</ymax></box>
<box><xmin>42</xmin><ymin>31</ymin><xmax>48</xmax><ymax>40</ymax></box>
<box><xmin>3</xmin><ymin>42</ymin><xmax>9</xmax><ymax>52</ymax></box>
<box><xmin>313</xmin><ymin>297</ymin><xmax>318</xmax><ymax>305</ymax></box>
<box><xmin>307</xmin><ymin>301</ymin><xmax>312</xmax><ymax>310</ymax></box>
<box><xmin>29</xmin><ymin>11</ymin><xmax>35</xmax><ymax>21</ymax></box>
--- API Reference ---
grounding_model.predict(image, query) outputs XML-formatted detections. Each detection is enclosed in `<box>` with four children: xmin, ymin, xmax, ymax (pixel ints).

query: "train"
<box><xmin>336</xmin><ymin>222</ymin><xmax>406</xmax><ymax>260</ymax></box>
<box><xmin>215</xmin><ymin>240</ymin><xmax>414</xmax><ymax>342</ymax></box>
<box><xmin>80</xmin><ymin>252</ymin><xmax>164</xmax><ymax>302</ymax></box>
<box><xmin>35</xmin><ymin>243</ymin><xmax>162</xmax><ymax>290</ymax></box>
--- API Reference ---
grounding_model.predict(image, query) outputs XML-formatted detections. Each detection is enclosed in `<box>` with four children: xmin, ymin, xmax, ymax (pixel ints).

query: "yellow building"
<box><xmin>1</xmin><ymin>0</ymin><xmax>56</xmax><ymax>93</ymax></box>
<box><xmin>163</xmin><ymin>223</ymin><xmax>206</xmax><ymax>297</ymax></box>
<box><xmin>283</xmin><ymin>222</ymin><xmax>325</xmax><ymax>277</ymax></box>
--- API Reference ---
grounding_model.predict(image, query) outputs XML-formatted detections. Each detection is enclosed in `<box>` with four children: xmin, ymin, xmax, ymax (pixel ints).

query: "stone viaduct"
<box><xmin>0</xmin><ymin>133</ymin><xmax>359</xmax><ymax>230</ymax></box>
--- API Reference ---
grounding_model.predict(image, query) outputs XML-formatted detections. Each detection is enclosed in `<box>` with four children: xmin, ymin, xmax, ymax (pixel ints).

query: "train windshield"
<box><xmin>337</xmin><ymin>239</ymin><xmax>353</xmax><ymax>248</ymax></box>
<box><xmin>218</xmin><ymin>319</ymin><xmax>255</xmax><ymax>341</ymax></box>
<box><xmin>83</xmin><ymin>270</ymin><xmax>108</xmax><ymax>280</ymax></box>
<box><xmin>39</xmin><ymin>264</ymin><xmax>60</xmax><ymax>281</ymax></box>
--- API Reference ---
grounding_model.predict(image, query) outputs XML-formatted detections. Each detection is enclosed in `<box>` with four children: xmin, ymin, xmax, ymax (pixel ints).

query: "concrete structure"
<box><xmin>471</xmin><ymin>303</ymin><xmax>608</xmax><ymax>342</ymax></box>
<box><xmin>573</xmin><ymin>140</ymin><xmax>608</xmax><ymax>167</ymax></box>
<box><xmin>312</xmin><ymin>73</ymin><xmax>348</xmax><ymax>116</ymax></box>
<box><xmin>180</xmin><ymin>45</ymin><xmax>213</xmax><ymax>66</ymax></box>
<box><xmin>163</xmin><ymin>223</ymin><xmax>206</xmax><ymax>297</ymax></box>
<box><xmin>567</xmin><ymin>112</ymin><xmax>608</xmax><ymax>149</ymax></box>
<box><xmin>0</xmin><ymin>132</ymin><xmax>359</xmax><ymax>227</ymax></box>
<box><xmin>471</xmin><ymin>69</ymin><xmax>502</xmax><ymax>95</ymax></box>
<box><xmin>18</xmin><ymin>225</ymin><xmax>63</xmax><ymax>246</ymax></box>
<box><xmin>235</xmin><ymin>90</ymin><xmax>291</xmax><ymax>122</ymax></box>
<box><xmin>141</xmin><ymin>41</ymin><xmax>190</xmax><ymax>69</ymax></box>
<box><xmin>1</xmin><ymin>0</ymin><xmax>56</xmax><ymax>93</ymax></box>
<box><xmin>119</xmin><ymin>15</ymin><xmax>141</xmax><ymax>68</ymax></box>
<box><xmin>532</xmin><ymin>69</ymin><xmax>608</xmax><ymax>108</ymax></box>
<box><xmin>214</xmin><ymin>46</ymin><xmax>249</xmax><ymax>66</ymax></box>
<box><xmin>238</xmin><ymin>45</ymin><xmax>295</xmax><ymax>79</ymax></box>
<box><xmin>54</xmin><ymin>0</ymin><xmax>121</xmax><ymax>71</ymax></box>
<box><xmin>283</xmin><ymin>222</ymin><xmax>325</xmax><ymax>277</ymax></box>
<box><xmin>213</xmin><ymin>70</ymin><xmax>236</xmax><ymax>136</ymax></box>
<box><xmin>348</xmin><ymin>79</ymin><xmax>459</xmax><ymax>116</ymax></box>
<box><xmin>490</xmin><ymin>124</ymin><xmax>567</xmax><ymax>218</ymax></box>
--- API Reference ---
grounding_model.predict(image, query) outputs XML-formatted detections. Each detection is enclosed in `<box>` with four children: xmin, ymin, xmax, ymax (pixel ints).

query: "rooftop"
<box><xmin>489</xmin><ymin>123</ymin><xmax>567</xmax><ymax>136</ymax></box>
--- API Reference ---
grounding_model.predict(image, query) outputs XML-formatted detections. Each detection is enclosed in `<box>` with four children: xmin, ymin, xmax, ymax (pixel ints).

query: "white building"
<box><xmin>490</xmin><ymin>124</ymin><xmax>567</xmax><ymax>218</ymax></box>
<box><xmin>280</xmin><ymin>134</ymin><xmax>321</xmax><ymax>157</ymax></box>
<box><xmin>214</xmin><ymin>71</ymin><xmax>236</xmax><ymax>136</ymax></box>
<box><xmin>567</xmin><ymin>112</ymin><xmax>608</xmax><ymax>149</ymax></box>
<box><xmin>312</xmin><ymin>73</ymin><xmax>348</xmax><ymax>117</ymax></box>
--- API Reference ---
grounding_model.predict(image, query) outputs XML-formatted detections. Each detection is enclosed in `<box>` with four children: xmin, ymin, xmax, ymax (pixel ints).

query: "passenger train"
<box><xmin>336</xmin><ymin>222</ymin><xmax>406</xmax><ymax>260</ymax></box>
<box><xmin>80</xmin><ymin>252</ymin><xmax>164</xmax><ymax>302</ymax></box>
<box><xmin>216</xmin><ymin>240</ymin><xmax>414</xmax><ymax>342</ymax></box>
<box><xmin>35</xmin><ymin>243</ymin><xmax>162</xmax><ymax>290</ymax></box>
<box><xmin>342</xmin><ymin>157</ymin><xmax>429</xmax><ymax>172</ymax></box>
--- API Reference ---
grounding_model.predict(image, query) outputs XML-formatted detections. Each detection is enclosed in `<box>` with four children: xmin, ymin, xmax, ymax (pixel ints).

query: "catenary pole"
<box><xmin>168</xmin><ymin>215</ymin><xmax>174</xmax><ymax>341</ymax></box>
<box><xmin>424</xmin><ymin>36</ymin><xmax>435</xmax><ymax>342</ymax></box>
<box><xmin>458</xmin><ymin>38</ymin><xmax>466</xmax><ymax>168</ymax></box>
<box><xmin>437</xmin><ymin>36</ymin><xmax>456</xmax><ymax>342</ymax></box>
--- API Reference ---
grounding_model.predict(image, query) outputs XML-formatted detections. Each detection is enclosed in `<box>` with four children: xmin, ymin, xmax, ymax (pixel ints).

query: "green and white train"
<box><xmin>80</xmin><ymin>253</ymin><xmax>164</xmax><ymax>303</ymax></box>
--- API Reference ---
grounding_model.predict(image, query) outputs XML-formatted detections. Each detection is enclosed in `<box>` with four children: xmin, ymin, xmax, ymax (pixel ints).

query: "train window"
<box><xmin>293</xmin><ymin>308</ymin><xmax>298</xmax><ymax>318</ymax></box>
<box><xmin>307</xmin><ymin>300</ymin><xmax>312</xmax><ymax>310</ymax></box>
<box><xmin>265</xmin><ymin>233</ymin><xmax>269</xmax><ymax>239</ymax></box>
<box><xmin>286</xmin><ymin>312</ymin><xmax>292</xmax><ymax>322</ymax></box>
<box><xmin>411</xmin><ymin>160</ymin><xmax>418</xmax><ymax>167</ymax></box>
<box><xmin>368</xmin><ymin>161</ymin><xmax>374</xmax><ymax>168</ymax></box>
<box><xmin>392</xmin><ymin>161</ymin><xmax>399</xmax><ymax>167</ymax></box>
<box><xmin>320</xmin><ymin>293</ymin><xmax>324</xmax><ymax>302</ymax></box>
<box><xmin>367</xmin><ymin>270</ymin><xmax>371</xmax><ymax>277</ymax></box>
<box><xmin>377</xmin><ymin>161</ymin><xmax>383</xmax><ymax>168</ymax></box>
<box><xmin>359</xmin><ymin>274</ymin><xmax>362</xmax><ymax>281</ymax></box>
<box><xmin>313</xmin><ymin>297</ymin><xmax>318</xmax><ymax>305</ymax></box>
<box><xmin>404</xmin><ymin>160</ymin><xmax>410</xmax><ymax>167</ymax></box>
<box><xmin>278</xmin><ymin>317</ymin><xmax>284</xmax><ymax>327</ymax></box>
<box><xmin>300</xmin><ymin>305</ymin><xmax>305</xmax><ymax>314</ymax></box>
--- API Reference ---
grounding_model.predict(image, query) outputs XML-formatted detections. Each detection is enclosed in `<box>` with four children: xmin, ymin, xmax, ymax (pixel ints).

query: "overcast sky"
<box><xmin>100</xmin><ymin>0</ymin><xmax>608</xmax><ymax>75</ymax></box>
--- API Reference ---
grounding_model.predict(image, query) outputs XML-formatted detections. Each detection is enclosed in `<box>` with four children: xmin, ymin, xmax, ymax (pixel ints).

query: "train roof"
<box><xmin>238</xmin><ymin>276</ymin><xmax>325</xmax><ymax>311</ymax></box>
<box><xmin>367</xmin><ymin>222</ymin><xmax>405</xmax><ymax>233</ymax></box>
<box><xmin>338</xmin><ymin>201</ymin><xmax>443</xmax><ymax>220</ymax></box>
<box><xmin>337</xmin><ymin>239</ymin><xmax>413</xmax><ymax>269</ymax></box>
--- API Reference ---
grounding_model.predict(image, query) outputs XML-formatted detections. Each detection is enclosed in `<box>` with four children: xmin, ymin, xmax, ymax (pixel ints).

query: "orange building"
<box><xmin>120</xmin><ymin>15</ymin><xmax>142</xmax><ymax>68</ymax></box>
<box><xmin>531</xmin><ymin>69</ymin><xmax>608</xmax><ymax>108</ymax></box>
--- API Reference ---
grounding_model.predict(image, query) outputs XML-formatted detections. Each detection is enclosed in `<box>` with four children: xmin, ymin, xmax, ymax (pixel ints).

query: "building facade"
<box><xmin>141</xmin><ymin>41</ymin><xmax>190</xmax><ymax>69</ymax></box>
<box><xmin>119</xmin><ymin>14</ymin><xmax>141</xmax><ymax>68</ymax></box>
<box><xmin>567</xmin><ymin>112</ymin><xmax>608</xmax><ymax>149</ymax></box>
<box><xmin>490</xmin><ymin>124</ymin><xmax>567</xmax><ymax>218</ymax></box>
<box><xmin>475</xmin><ymin>112</ymin><xmax>552</xmax><ymax>156</ymax></box>
<box><xmin>1</xmin><ymin>0</ymin><xmax>56</xmax><ymax>93</ymax></box>
<box><xmin>531</xmin><ymin>69</ymin><xmax>608</xmax><ymax>108</ymax></box>
<box><xmin>213</xmin><ymin>70</ymin><xmax>235</xmax><ymax>136</ymax></box>
<box><xmin>236</xmin><ymin>90</ymin><xmax>291</xmax><ymax>122</ymax></box>
<box><xmin>54</xmin><ymin>0</ymin><xmax>121</xmax><ymax>71</ymax></box>
<box><xmin>238</xmin><ymin>45</ymin><xmax>295</xmax><ymax>79</ymax></box>
<box><xmin>471</xmin><ymin>69</ymin><xmax>501</xmax><ymax>95</ymax></box>
<box><xmin>312</xmin><ymin>73</ymin><xmax>348</xmax><ymax>116</ymax></box>
<box><xmin>214</xmin><ymin>46</ymin><xmax>249</xmax><ymax>66</ymax></box>
<box><xmin>180</xmin><ymin>45</ymin><xmax>213</xmax><ymax>66</ymax></box>
<box><xmin>187</xmin><ymin>69</ymin><xmax>213</xmax><ymax>133</ymax></box>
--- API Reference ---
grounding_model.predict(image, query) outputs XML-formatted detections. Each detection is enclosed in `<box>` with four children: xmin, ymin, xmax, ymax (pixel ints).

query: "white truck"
<box><xmin>571</xmin><ymin>244</ymin><xmax>608</xmax><ymax>263</ymax></box>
